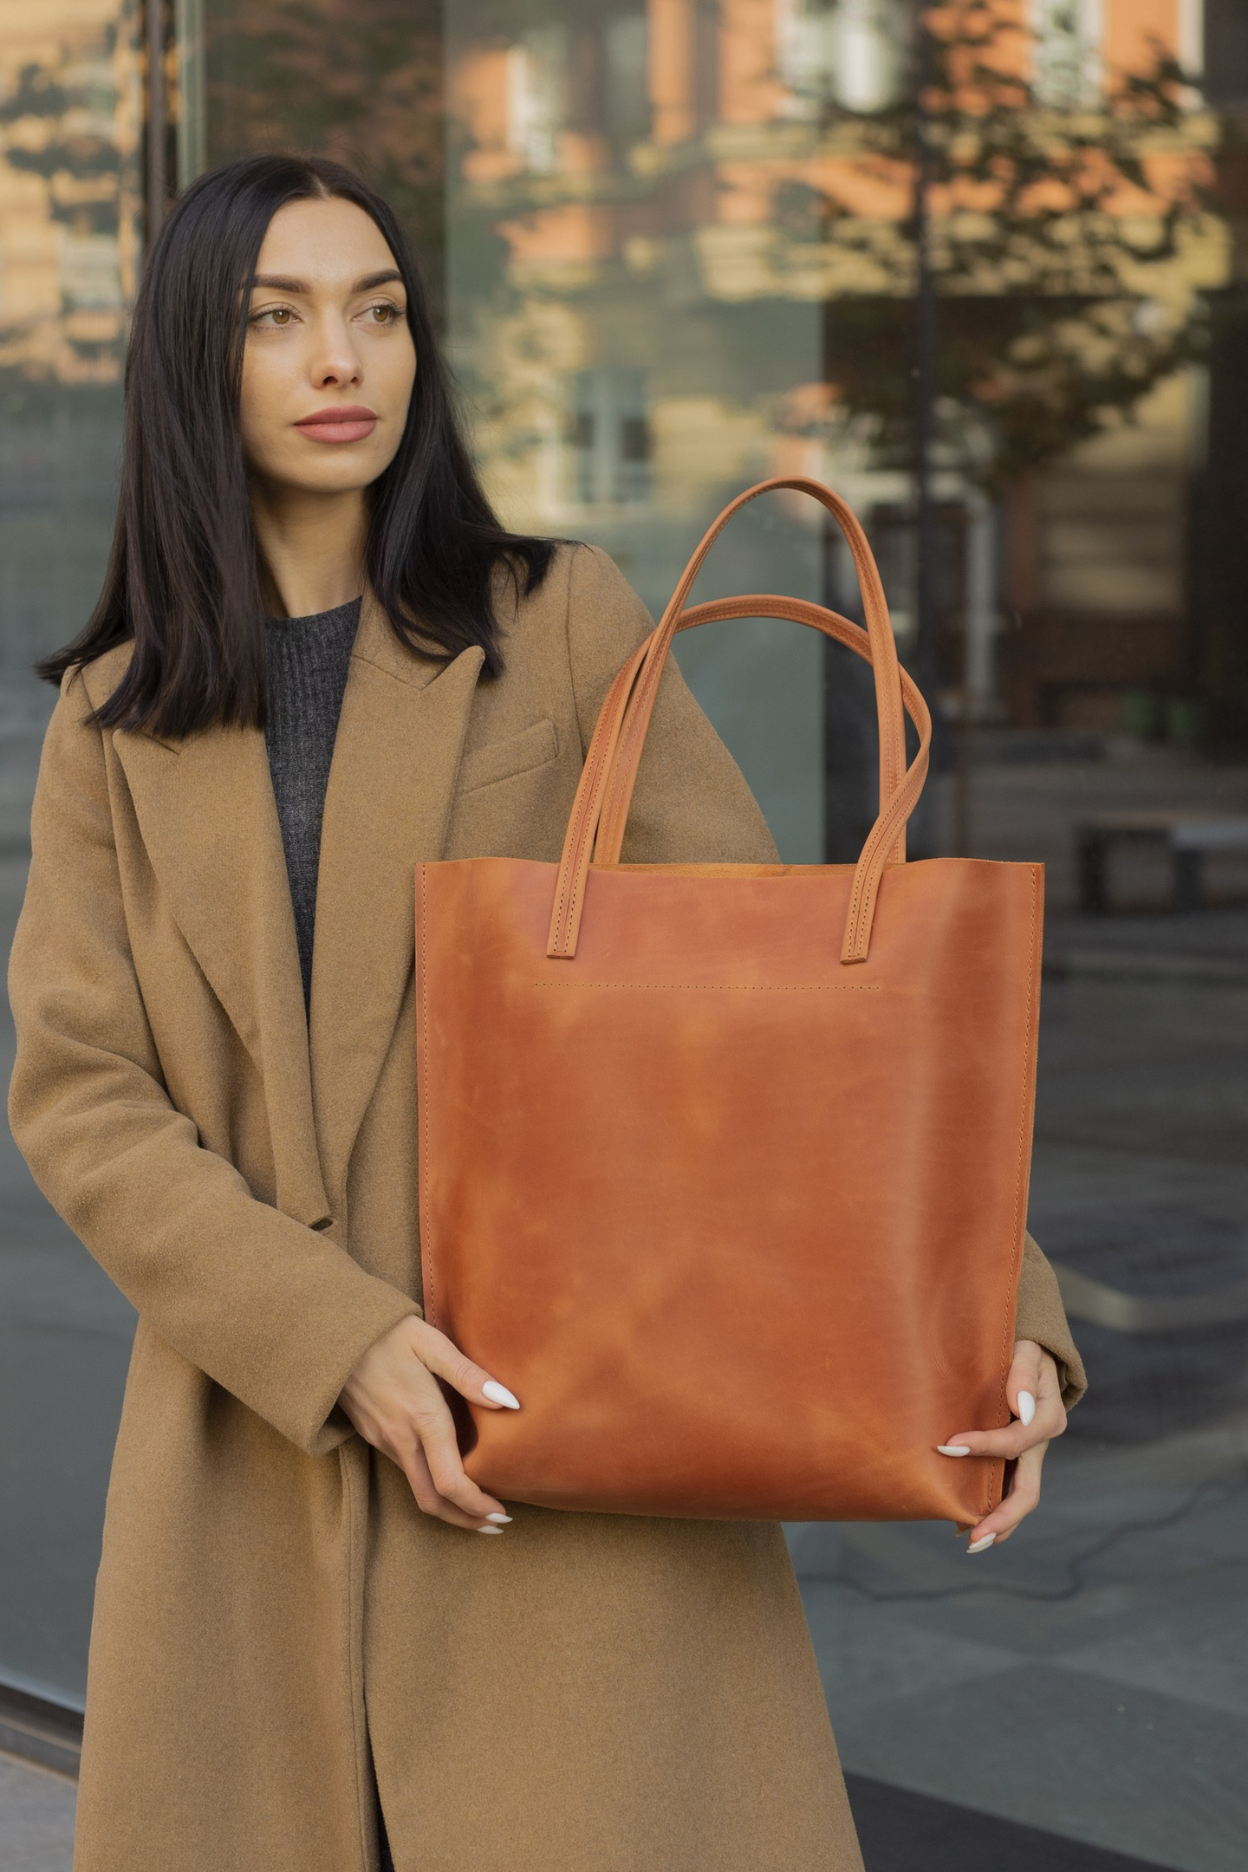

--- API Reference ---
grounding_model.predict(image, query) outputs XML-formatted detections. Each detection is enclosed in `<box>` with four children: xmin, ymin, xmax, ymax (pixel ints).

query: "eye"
<box><xmin>363</xmin><ymin>301</ymin><xmax>403</xmax><ymax>325</ymax></box>
<box><xmin>251</xmin><ymin>304</ymin><xmax>297</xmax><ymax>328</ymax></box>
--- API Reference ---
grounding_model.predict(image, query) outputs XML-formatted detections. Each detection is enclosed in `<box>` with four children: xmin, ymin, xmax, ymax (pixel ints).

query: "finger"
<box><xmin>936</xmin><ymin>1400</ymin><xmax>1062</xmax><ymax>1461</ymax></box>
<box><xmin>938</xmin><ymin>1349</ymin><xmax>1065</xmax><ymax>1457</ymax></box>
<box><xmin>400</xmin><ymin>1440</ymin><xmax>511</xmax><ymax>1532</ymax></box>
<box><xmin>1006</xmin><ymin>1339</ymin><xmax>1045</xmax><ymax>1428</ymax></box>
<box><xmin>414</xmin><ymin>1405</ymin><xmax>509</xmax><ymax>1523</ymax></box>
<box><xmin>412</xmin><ymin>1320</ymin><xmax>521</xmax><ymax>1412</ymax></box>
<box><xmin>965</xmin><ymin>1442</ymin><xmax>1047</xmax><ymax>1551</ymax></box>
<box><xmin>1033</xmin><ymin>1348</ymin><xmax>1069</xmax><ymax>1439</ymax></box>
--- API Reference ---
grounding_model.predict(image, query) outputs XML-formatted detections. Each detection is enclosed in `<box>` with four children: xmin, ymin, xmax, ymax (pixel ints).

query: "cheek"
<box><xmin>239</xmin><ymin>349</ymin><xmax>289</xmax><ymax>465</ymax></box>
<box><xmin>384</xmin><ymin>333</ymin><xmax>418</xmax><ymax>414</ymax></box>
<box><xmin>371</xmin><ymin>337</ymin><xmax>417</xmax><ymax>466</ymax></box>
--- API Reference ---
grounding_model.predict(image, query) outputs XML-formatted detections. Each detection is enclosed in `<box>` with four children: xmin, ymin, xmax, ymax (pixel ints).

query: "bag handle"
<box><xmin>604</xmin><ymin>478</ymin><xmax>907</xmax><ymax>847</ymax></box>
<box><xmin>601</xmin><ymin>592</ymin><xmax>932</xmax><ymax>870</ymax></box>
<box><xmin>546</xmin><ymin>480</ymin><xmax>931</xmax><ymax>964</ymax></box>
<box><xmin>546</xmin><ymin>596</ymin><xmax>931</xmax><ymax>963</ymax></box>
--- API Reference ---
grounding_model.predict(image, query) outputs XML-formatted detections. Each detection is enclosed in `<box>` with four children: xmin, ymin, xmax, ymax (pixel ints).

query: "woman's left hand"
<box><xmin>937</xmin><ymin>1338</ymin><xmax>1067</xmax><ymax>1553</ymax></box>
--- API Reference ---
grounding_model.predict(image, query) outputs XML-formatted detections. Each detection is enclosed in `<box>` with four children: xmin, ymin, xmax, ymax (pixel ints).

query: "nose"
<box><xmin>310</xmin><ymin>315</ymin><xmax>363</xmax><ymax>391</ymax></box>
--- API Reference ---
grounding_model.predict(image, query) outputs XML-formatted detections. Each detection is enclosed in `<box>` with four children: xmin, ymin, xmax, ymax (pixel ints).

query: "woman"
<box><xmin>8</xmin><ymin>155</ymin><xmax>1084</xmax><ymax>1872</ymax></box>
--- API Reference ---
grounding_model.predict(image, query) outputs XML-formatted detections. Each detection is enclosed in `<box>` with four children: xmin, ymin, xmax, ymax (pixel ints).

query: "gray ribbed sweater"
<box><xmin>262</xmin><ymin>596</ymin><xmax>362</xmax><ymax>1004</ymax></box>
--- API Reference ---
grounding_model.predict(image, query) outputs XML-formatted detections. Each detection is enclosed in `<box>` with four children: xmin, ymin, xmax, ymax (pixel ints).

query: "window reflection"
<box><xmin>0</xmin><ymin>0</ymin><xmax>141</xmax><ymax>1709</ymax></box>
<box><xmin>1</xmin><ymin>3</ymin><xmax>1246</xmax><ymax>1860</ymax></box>
<box><xmin>200</xmin><ymin>0</ymin><xmax>444</xmax><ymax>282</ymax></box>
<box><xmin>0</xmin><ymin>0</ymin><xmax>140</xmax><ymax>740</ymax></box>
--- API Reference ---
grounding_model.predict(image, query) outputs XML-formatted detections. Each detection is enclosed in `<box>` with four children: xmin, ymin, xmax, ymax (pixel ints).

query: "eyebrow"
<box><xmin>250</xmin><ymin>269</ymin><xmax>405</xmax><ymax>293</ymax></box>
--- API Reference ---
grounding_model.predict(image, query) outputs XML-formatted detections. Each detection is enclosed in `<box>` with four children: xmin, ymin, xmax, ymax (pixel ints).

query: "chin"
<box><xmin>269</xmin><ymin>459</ymin><xmax>383</xmax><ymax>497</ymax></box>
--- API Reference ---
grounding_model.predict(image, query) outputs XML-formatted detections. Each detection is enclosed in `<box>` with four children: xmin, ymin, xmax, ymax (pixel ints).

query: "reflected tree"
<box><xmin>203</xmin><ymin>0</ymin><xmax>445</xmax><ymax>298</ymax></box>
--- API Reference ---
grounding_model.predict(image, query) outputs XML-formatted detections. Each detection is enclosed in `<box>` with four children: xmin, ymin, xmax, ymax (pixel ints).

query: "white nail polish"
<box><xmin>475</xmin><ymin>1524</ymin><xmax>504</xmax><ymax>1534</ymax></box>
<box><xmin>485</xmin><ymin>1512</ymin><xmax>512</xmax><ymax>1523</ymax></box>
<box><xmin>1017</xmin><ymin>1391</ymin><xmax>1036</xmax><ymax>1427</ymax></box>
<box><xmin>937</xmin><ymin>1444</ymin><xmax>972</xmax><ymax>1456</ymax></box>
<box><xmin>482</xmin><ymin>1380</ymin><xmax>520</xmax><ymax>1409</ymax></box>
<box><xmin>967</xmin><ymin>1533</ymin><xmax>996</xmax><ymax>1554</ymax></box>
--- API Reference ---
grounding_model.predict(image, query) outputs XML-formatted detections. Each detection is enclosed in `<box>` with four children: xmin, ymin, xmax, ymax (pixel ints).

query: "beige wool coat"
<box><xmin>9</xmin><ymin>542</ymin><xmax>1085</xmax><ymax>1872</ymax></box>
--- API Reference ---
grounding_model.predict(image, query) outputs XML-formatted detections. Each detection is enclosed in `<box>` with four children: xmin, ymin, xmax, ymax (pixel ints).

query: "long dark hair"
<box><xmin>39</xmin><ymin>154</ymin><xmax>554</xmax><ymax>736</ymax></box>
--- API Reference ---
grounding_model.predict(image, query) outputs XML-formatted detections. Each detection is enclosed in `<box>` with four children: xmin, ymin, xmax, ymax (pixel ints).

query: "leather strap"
<box><xmin>544</xmin><ymin>635</ymin><xmax>654</xmax><ymax>964</ymax></box>
<box><xmin>601</xmin><ymin>479</ymin><xmax>908</xmax><ymax>866</ymax></box>
<box><xmin>546</xmin><ymin>481</ymin><xmax>931</xmax><ymax>964</ymax></box>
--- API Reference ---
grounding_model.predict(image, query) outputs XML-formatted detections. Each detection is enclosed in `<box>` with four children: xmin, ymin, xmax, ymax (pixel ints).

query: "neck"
<box><xmin>251</xmin><ymin>481</ymin><xmax>368</xmax><ymax>618</ymax></box>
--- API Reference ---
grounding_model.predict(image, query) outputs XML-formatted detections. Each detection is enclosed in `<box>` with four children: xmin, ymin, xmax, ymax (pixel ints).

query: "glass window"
<box><xmin>4</xmin><ymin>4</ymin><xmax>1247</xmax><ymax>1862</ymax></box>
<box><xmin>0</xmin><ymin>0</ymin><xmax>142</xmax><ymax>1709</ymax></box>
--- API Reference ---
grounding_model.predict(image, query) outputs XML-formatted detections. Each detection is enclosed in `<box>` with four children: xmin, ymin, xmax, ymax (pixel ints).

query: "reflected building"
<box><xmin>2</xmin><ymin>6</ymin><xmax>1248</xmax><ymax>1866</ymax></box>
<box><xmin>445</xmin><ymin>0</ymin><xmax>1232</xmax><ymax>745</ymax></box>
<box><xmin>0</xmin><ymin>0</ymin><xmax>140</xmax><ymax>872</ymax></box>
<box><xmin>0</xmin><ymin>0</ymin><xmax>139</xmax><ymax>385</ymax></box>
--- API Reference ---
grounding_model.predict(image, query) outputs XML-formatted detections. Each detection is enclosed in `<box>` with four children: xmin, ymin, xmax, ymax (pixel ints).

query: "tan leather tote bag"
<box><xmin>416</xmin><ymin>477</ymin><xmax>1042</xmax><ymax>1525</ymax></box>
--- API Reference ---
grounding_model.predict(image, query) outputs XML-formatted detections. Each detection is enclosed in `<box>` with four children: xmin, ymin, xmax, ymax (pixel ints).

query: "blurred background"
<box><xmin>1</xmin><ymin>3</ymin><xmax>1246</xmax><ymax>1867</ymax></box>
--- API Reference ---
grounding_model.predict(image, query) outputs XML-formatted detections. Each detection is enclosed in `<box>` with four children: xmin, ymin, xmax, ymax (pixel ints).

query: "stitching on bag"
<box><xmin>555</xmin><ymin>662</ymin><xmax>629</xmax><ymax>946</ymax></box>
<box><xmin>533</xmin><ymin>981</ymin><xmax>883</xmax><ymax>992</ymax></box>
<box><xmin>562</xmin><ymin>649</ymin><xmax>647</xmax><ymax>944</ymax></box>
<box><xmin>991</xmin><ymin>863</ymin><xmax>1039</xmax><ymax>1522</ymax></box>
<box><xmin>846</xmin><ymin>751</ymin><xmax>924</xmax><ymax>954</ymax></box>
<box><xmin>553</xmin><ymin>675</ymin><xmax>619</xmax><ymax>949</ymax></box>
<box><xmin>552</xmin><ymin>743</ymin><xmax>598</xmax><ymax>947</ymax></box>
<box><xmin>561</xmin><ymin>710</ymin><xmax>618</xmax><ymax>944</ymax></box>
<box><xmin>604</xmin><ymin>629</ymin><xmax>672</xmax><ymax>856</ymax></box>
<box><xmin>550</xmin><ymin>551</ymin><xmax>598</xmax><ymax>948</ymax></box>
<box><xmin>602</xmin><ymin>666</ymin><xmax>656</xmax><ymax>856</ymax></box>
<box><xmin>576</xmin><ymin>642</ymin><xmax>655</xmax><ymax>921</ymax></box>
<box><xmin>845</xmin><ymin>748</ymin><xmax>912</xmax><ymax>950</ymax></box>
<box><xmin>846</xmin><ymin>801</ymin><xmax>889</xmax><ymax>950</ymax></box>
<box><xmin>567</xmin><ymin>737</ymin><xmax>613</xmax><ymax>932</ymax></box>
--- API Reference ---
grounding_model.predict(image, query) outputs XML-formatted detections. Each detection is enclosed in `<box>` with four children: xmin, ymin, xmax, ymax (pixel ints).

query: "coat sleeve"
<box><xmin>7</xmin><ymin>673</ymin><xmax>419</xmax><ymax>1456</ymax></box>
<box><xmin>564</xmin><ymin>544</ymin><xmax>1086</xmax><ymax>1412</ymax></box>
<box><xmin>1017</xmin><ymin>1231</ymin><xmax>1087</xmax><ymax>1409</ymax></box>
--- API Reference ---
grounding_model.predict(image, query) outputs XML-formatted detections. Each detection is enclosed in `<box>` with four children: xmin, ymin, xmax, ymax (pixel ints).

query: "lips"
<box><xmin>294</xmin><ymin>405</ymin><xmax>378</xmax><ymax>443</ymax></box>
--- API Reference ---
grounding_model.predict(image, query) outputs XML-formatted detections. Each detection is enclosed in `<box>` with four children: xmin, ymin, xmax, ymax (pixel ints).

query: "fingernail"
<box><xmin>475</xmin><ymin>1524</ymin><xmax>505</xmax><ymax>1534</ymax></box>
<box><xmin>483</xmin><ymin>1381</ymin><xmax>520</xmax><ymax>1409</ymax></box>
<box><xmin>1017</xmin><ymin>1391</ymin><xmax>1036</xmax><ymax>1427</ymax></box>
<box><xmin>937</xmin><ymin>1444</ymin><xmax>972</xmax><ymax>1457</ymax></box>
<box><xmin>967</xmin><ymin>1533</ymin><xmax>996</xmax><ymax>1554</ymax></box>
<box><xmin>485</xmin><ymin>1512</ymin><xmax>512</xmax><ymax>1523</ymax></box>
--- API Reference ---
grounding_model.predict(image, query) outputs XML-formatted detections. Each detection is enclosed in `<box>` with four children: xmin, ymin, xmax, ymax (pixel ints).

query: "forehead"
<box><xmin>254</xmin><ymin>197</ymin><xmax>399</xmax><ymax>287</ymax></box>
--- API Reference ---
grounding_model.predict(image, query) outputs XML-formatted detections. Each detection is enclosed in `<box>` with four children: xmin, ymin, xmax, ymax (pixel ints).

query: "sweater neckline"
<box><xmin>263</xmin><ymin>595</ymin><xmax>362</xmax><ymax>630</ymax></box>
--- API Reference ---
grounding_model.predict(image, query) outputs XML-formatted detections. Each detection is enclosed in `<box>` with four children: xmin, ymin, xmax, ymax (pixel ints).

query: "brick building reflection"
<box><xmin>2</xmin><ymin>1</ymin><xmax>1245</xmax><ymax>739</ymax></box>
<box><xmin>0</xmin><ymin>0</ymin><xmax>139</xmax><ymax>385</ymax></box>
<box><xmin>447</xmin><ymin>0</ymin><xmax>1239</xmax><ymax>738</ymax></box>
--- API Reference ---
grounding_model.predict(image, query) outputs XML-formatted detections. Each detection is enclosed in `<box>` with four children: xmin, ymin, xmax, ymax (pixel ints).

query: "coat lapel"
<box><xmin>308</xmin><ymin>597</ymin><xmax>485</xmax><ymax>1205</ymax></box>
<box><xmin>108</xmin><ymin>715</ymin><xmax>331</xmax><ymax>1229</ymax></box>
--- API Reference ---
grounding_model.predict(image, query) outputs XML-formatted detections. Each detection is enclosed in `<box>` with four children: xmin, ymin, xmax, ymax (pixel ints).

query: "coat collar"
<box><xmin>308</xmin><ymin>596</ymin><xmax>484</xmax><ymax>1204</ymax></box>
<box><xmin>103</xmin><ymin>596</ymin><xmax>484</xmax><ymax>1220</ymax></box>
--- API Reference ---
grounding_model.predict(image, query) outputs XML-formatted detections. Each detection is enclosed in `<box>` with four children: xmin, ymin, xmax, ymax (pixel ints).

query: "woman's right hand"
<box><xmin>338</xmin><ymin>1316</ymin><xmax>519</xmax><ymax>1532</ymax></box>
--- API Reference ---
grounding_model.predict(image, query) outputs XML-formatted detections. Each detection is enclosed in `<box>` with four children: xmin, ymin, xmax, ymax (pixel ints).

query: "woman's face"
<box><xmin>239</xmin><ymin>196</ymin><xmax>417</xmax><ymax>498</ymax></box>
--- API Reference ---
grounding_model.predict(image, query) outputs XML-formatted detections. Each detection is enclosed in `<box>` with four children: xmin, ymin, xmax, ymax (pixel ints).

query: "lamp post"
<box><xmin>911</xmin><ymin>3</ymin><xmax>937</xmax><ymax>691</ymax></box>
<box><xmin>908</xmin><ymin>0</ymin><xmax>955</xmax><ymax>857</ymax></box>
<box><xmin>821</xmin><ymin>2</ymin><xmax>951</xmax><ymax>863</ymax></box>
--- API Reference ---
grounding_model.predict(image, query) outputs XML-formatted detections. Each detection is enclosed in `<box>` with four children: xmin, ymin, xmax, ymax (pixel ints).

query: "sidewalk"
<box><xmin>0</xmin><ymin>1753</ymin><xmax>74</xmax><ymax>1871</ymax></box>
<box><xmin>2</xmin><ymin>745</ymin><xmax>1245</xmax><ymax>1871</ymax></box>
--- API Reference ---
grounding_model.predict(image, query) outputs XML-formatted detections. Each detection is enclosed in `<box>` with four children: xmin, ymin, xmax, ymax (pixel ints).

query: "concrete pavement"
<box><xmin>0</xmin><ymin>1754</ymin><xmax>74</xmax><ymax>1872</ymax></box>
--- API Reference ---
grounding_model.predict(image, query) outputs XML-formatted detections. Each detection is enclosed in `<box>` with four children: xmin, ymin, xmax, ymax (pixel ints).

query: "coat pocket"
<box><xmin>457</xmin><ymin>717</ymin><xmax>559</xmax><ymax>795</ymax></box>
